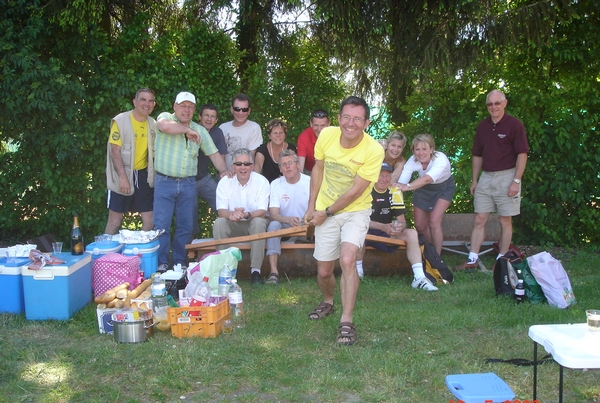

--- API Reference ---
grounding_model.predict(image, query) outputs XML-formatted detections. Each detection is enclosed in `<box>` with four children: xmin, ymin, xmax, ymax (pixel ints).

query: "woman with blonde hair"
<box><xmin>384</xmin><ymin>131</ymin><xmax>407</xmax><ymax>183</ymax></box>
<box><xmin>396</xmin><ymin>134</ymin><xmax>455</xmax><ymax>255</ymax></box>
<box><xmin>254</xmin><ymin>118</ymin><xmax>296</xmax><ymax>182</ymax></box>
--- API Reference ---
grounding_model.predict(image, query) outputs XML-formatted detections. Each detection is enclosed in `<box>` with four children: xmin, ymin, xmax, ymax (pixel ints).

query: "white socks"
<box><xmin>468</xmin><ymin>252</ymin><xmax>478</xmax><ymax>263</ymax></box>
<box><xmin>356</xmin><ymin>260</ymin><xmax>364</xmax><ymax>278</ymax></box>
<box><xmin>412</xmin><ymin>263</ymin><xmax>425</xmax><ymax>279</ymax></box>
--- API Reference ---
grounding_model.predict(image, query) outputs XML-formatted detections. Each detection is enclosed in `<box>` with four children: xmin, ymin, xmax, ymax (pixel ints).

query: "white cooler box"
<box><xmin>21</xmin><ymin>253</ymin><xmax>92</xmax><ymax>320</ymax></box>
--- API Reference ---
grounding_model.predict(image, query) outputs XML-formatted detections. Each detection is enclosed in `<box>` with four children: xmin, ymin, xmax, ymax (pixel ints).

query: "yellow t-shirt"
<box><xmin>314</xmin><ymin>126</ymin><xmax>384</xmax><ymax>213</ymax></box>
<box><xmin>109</xmin><ymin>114</ymin><xmax>149</xmax><ymax>170</ymax></box>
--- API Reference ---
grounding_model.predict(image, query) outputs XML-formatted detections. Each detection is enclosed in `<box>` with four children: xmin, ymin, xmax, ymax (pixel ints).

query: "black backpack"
<box><xmin>419</xmin><ymin>235</ymin><xmax>454</xmax><ymax>285</ymax></box>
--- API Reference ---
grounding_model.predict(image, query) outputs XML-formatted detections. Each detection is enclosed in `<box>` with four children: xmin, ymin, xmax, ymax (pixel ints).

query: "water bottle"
<box><xmin>151</xmin><ymin>272</ymin><xmax>168</xmax><ymax>314</ymax></box>
<box><xmin>228</xmin><ymin>279</ymin><xmax>246</xmax><ymax>328</ymax></box>
<box><xmin>514</xmin><ymin>279</ymin><xmax>526</xmax><ymax>303</ymax></box>
<box><xmin>197</xmin><ymin>276</ymin><xmax>212</xmax><ymax>301</ymax></box>
<box><xmin>218</xmin><ymin>263</ymin><xmax>233</xmax><ymax>296</ymax></box>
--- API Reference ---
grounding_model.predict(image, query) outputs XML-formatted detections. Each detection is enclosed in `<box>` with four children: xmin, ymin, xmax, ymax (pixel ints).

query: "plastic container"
<box><xmin>21</xmin><ymin>253</ymin><xmax>92</xmax><ymax>320</ymax></box>
<box><xmin>122</xmin><ymin>239</ymin><xmax>159</xmax><ymax>278</ymax></box>
<box><xmin>0</xmin><ymin>257</ymin><xmax>29</xmax><ymax>314</ymax></box>
<box><xmin>85</xmin><ymin>241</ymin><xmax>123</xmax><ymax>267</ymax></box>
<box><xmin>167</xmin><ymin>297</ymin><xmax>230</xmax><ymax>338</ymax></box>
<box><xmin>445</xmin><ymin>372</ymin><xmax>515</xmax><ymax>403</ymax></box>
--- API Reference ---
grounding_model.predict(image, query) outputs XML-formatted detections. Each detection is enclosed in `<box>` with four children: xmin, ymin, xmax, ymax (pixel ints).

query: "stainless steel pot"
<box><xmin>112</xmin><ymin>319</ymin><xmax>155</xmax><ymax>343</ymax></box>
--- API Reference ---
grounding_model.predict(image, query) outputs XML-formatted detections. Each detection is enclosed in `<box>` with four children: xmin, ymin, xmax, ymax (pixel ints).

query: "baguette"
<box><xmin>107</xmin><ymin>298</ymin><xmax>118</xmax><ymax>308</ymax></box>
<box><xmin>116</xmin><ymin>289</ymin><xmax>128</xmax><ymax>299</ymax></box>
<box><xmin>129</xmin><ymin>278</ymin><xmax>152</xmax><ymax>299</ymax></box>
<box><xmin>136</xmin><ymin>287</ymin><xmax>152</xmax><ymax>300</ymax></box>
<box><xmin>94</xmin><ymin>282</ymin><xmax>130</xmax><ymax>304</ymax></box>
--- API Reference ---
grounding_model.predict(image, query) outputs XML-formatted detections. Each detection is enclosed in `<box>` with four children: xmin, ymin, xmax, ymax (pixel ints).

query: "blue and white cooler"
<box><xmin>21</xmin><ymin>253</ymin><xmax>92</xmax><ymax>320</ymax></box>
<box><xmin>86</xmin><ymin>241</ymin><xmax>123</xmax><ymax>267</ymax></box>
<box><xmin>0</xmin><ymin>254</ymin><xmax>30</xmax><ymax>315</ymax></box>
<box><xmin>122</xmin><ymin>239</ymin><xmax>159</xmax><ymax>278</ymax></box>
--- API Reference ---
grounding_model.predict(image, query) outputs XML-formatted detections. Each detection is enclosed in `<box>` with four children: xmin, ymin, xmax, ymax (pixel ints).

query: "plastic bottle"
<box><xmin>228</xmin><ymin>279</ymin><xmax>246</xmax><ymax>328</ymax></box>
<box><xmin>218</xmin><ymin>263</ymin><xmax>233</xmax><ymax>296</ymax></box>
<box><xmin>197</xmin><ymin>276</ymin><xmax>212</xmax><ymax>301</ymax></box>
<box><xmin>151</xmin><ymin>272</ymin><xmax>168</xmax><ymax>314</ymax></box>
<box><xmin>514</xmin><ymin>279</ymin><xmax>526</xmax><ymax>303</ymax></box>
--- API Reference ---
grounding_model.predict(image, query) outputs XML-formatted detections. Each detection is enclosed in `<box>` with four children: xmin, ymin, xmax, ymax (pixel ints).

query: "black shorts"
<box><xmin>107</xmin><ymin>169</ymin><xmax>154</xmax><ymax>213</ymax></box>
<box><xmin>365</xmin><ymin>229</ymin><xmax>399</xmax><ymax>253</ymax></box>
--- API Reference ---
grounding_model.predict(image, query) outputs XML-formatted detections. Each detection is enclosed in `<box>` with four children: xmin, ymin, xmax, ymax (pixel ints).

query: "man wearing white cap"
<box><xmin>154</xmin><ymin>92</ymin><xmax>224</xmax><ymax>270</ymax></box>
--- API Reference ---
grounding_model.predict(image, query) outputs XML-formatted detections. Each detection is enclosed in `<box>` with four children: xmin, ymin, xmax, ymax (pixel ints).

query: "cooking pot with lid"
<box><xmin>112</xmin><ymin>319</ymin><xmax>155</xmax><ymax>343</ymax></box>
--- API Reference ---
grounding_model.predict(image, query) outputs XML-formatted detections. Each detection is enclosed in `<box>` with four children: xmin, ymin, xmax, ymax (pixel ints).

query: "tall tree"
<box><xmin>311</xmin><ymin>0</ymin><xmax>574</xmax><ymax>124</ymax></box>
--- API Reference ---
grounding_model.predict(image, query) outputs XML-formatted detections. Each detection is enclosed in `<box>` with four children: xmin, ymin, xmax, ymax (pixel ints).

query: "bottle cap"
<box><xmin>203</xmin><ymin>276</ymin><xmax>209</xmax><ymax>282</ymax></box>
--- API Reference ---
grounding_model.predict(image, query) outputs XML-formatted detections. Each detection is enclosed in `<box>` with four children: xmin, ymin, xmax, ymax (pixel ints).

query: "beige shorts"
<box><xmin>474</xmin><ymin>168</ymin><xmax>521</xmax><ymax>216</ymax></box>
<box><xmin>313</xmin><ymin>209</ymin><xmax>370</xmax><ymax>261</ymax></box>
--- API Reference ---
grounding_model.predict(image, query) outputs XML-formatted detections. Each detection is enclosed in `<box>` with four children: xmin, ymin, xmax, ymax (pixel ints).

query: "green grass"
<box><xmin>1</xmin><ymin>248</ymin><xmax>599</xmax><ymax>403</ymax></box>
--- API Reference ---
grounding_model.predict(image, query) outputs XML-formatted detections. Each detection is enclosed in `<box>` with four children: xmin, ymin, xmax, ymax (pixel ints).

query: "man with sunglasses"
<box><xmin>219</xmin><ymin>93</ymin><xmax>263</xmax><ymax>171</ymax></box>
<box><xmin>304</xmin><ymin>96</ymin><xmax>384</xmax><ymax>346</ymax></box>
<box><xmin>454</xmin><ymin>89</ymin><xmax>529</xmax><ymax>272</ymax></box>
<box><xmin>297</xmin><ymin>109</ymin><xmax>330</xmax><ymax>174</ymax></box>
<box><xmin>154</xmin><ymin>92</ymin><xmax>220</xmax><ymax>271</ymax></box>
<box><xmin>213</xmin><ymin>148</ymin><xmax>270</xmax><ymax>284</ymax></box>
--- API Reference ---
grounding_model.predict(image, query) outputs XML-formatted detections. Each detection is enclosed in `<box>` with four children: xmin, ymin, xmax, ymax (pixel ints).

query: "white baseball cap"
<box><xmin>175</xmin><ymin>92</ymin><xmax>196</xmax><ymax>105</ymax></box>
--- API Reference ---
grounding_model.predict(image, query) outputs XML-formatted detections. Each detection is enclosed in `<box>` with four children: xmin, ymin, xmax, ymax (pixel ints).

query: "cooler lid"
<box><xmin>21</xmin><ymin>253</ymin><xmax>91</xmax><ymax>278</ymax></box>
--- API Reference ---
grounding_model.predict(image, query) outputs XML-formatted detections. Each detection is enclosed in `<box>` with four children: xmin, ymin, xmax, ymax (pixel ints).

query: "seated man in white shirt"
<box><xmin>213</xmin><ymin>148</ymin><xmax>270</xmax><ymax>284</ymax></box>
<box><xmin>265</xmin><ymin>150</ymin><xmax>310</xmax><ymax>284</ymax></box>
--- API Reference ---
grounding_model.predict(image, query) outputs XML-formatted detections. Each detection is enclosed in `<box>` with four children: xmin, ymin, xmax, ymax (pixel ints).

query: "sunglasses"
<box><xmin>232</xmin><ymin>161</ymin><xmax>253</xmax><ymax>166</ymax></box>
<box><xmin>233</xmin><ymin>107</ymin><xmax>250</xmax><ymax>112</ymax></box>
<box><xmin>486</xmin><ymin>101</ymin><xmax>505</xmax><ymax>107</ymax></box>
<box><xmin>312</xmin><ymin>111</ymin><xmax>328</xmax><ymax>118</ymax></box>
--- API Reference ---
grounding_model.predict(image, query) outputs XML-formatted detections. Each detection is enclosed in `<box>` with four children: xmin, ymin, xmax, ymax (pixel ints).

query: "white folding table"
<box><xmin>528</xmin><ymin>323</ymin><xmax>600</xmax><ymax>403</ymax></box>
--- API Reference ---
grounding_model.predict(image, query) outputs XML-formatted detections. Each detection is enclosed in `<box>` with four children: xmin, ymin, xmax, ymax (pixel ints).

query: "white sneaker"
<box><xmin>411</xmin><ymin>277</ymin><xmax>438</xmax><ymax>291</ymax></box>
<box><xmin>356</xmin><ymin>266</ymin><xmax>364</xmax><ymax>279</ymax></box>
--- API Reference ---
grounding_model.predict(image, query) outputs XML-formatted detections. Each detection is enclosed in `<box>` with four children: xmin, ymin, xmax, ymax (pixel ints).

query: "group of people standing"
<box><xmin>104</xmin><ymin>88</ymin><xmax>528</xmax><ymax>346</ymax></box>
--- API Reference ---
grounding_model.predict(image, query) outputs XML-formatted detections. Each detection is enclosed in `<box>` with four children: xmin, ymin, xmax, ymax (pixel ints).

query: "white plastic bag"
<box><xmin>527</xmin><ymin>251</ymin><xmax>576</xmax><ymax>309</ymax></box>
<box><xmin>188</xmin><ymin>247</ymin><xmax>242</xmax><ymax>292</ymax></box>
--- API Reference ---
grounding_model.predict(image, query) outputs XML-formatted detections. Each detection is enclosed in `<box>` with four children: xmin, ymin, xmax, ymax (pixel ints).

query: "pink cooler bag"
<box><xmin>93</xmin><ymin>253</ymin><xmax>141</xmax><ymax>297</ymax></box>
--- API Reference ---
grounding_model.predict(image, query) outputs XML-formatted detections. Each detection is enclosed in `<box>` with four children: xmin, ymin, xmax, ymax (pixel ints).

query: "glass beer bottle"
<box><xmin>70</xmin><ymin>214</ymin><xmax>84</xmax><ymax>255</ymax></box>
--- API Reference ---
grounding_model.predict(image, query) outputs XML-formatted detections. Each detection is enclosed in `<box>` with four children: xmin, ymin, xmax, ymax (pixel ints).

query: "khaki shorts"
<box><xmin>474</xmin><ymin>168</ymin><xmax>521</xmax><ymax>216</ymax></box>
<box><xmin>313</xmin><ymin>209</ymin><xmax>370</xmax><ymax>261</ymax></box>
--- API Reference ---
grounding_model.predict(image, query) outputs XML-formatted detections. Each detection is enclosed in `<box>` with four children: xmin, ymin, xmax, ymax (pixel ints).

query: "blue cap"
<box><xmin>381</xmin><ymin>162</ymin><xmax>394</xmax><ymax>172</ymax></box>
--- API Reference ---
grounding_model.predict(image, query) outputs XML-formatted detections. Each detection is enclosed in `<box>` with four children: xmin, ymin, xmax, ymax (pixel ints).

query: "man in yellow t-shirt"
<box><xmin>104</xmin><ymin>88</ymin><xmax>157</xmax><ymax>234</ymax></box>
<box><xmin>304</xmin><ymin>96</ymin><xmax>384</xmax><ymax>346</ymax></box>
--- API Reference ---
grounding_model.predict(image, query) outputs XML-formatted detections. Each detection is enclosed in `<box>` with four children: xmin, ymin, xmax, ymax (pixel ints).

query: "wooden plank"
<box><xmin>185</xmin><ymin>225</ymin><xmax>309</xmax><ymax>251</ymax></box>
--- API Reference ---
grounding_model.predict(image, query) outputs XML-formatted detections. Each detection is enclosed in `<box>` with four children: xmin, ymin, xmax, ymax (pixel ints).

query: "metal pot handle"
<box><xmin>145</xmin><ymin>321</ymin><xmax>156</xmax><ymax>329</ymax></box>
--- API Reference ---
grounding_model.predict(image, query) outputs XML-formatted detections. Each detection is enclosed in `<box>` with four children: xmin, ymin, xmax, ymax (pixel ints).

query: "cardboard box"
<box><xmin>21</xmin><ymin>253</ymin><xmax>92</xmax><ymax>320</ymax></box>
<box><xmin>96</xmin><ymin>308</ymin><xmax>119</xmax><ymax>334</ymax></box>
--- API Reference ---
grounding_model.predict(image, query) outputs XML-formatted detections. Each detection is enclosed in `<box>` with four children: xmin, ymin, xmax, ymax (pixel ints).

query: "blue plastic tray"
<box><xmin>446</xmin><ymin>372</ymin><xmax>515</xmax><ymax>403</ymax></box>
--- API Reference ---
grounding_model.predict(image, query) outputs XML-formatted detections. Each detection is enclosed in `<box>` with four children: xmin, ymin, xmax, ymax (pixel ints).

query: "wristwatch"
<box><xmin>325</xmin><ymin>207</ymin><xmax>334</xmax><ymax>217</ymax></box>
<box><xmin>513</xmin><ymin>178</ymin><xmax>521</xmax><ymax>184</ymax></box>
<box><xmin>245</xmin><ymin>212</ymin><xmax>251</xmax><ymax>220</ymax></box>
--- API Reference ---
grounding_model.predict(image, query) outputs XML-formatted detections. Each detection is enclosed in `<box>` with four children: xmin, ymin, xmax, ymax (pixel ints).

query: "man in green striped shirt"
<box><xmin>154</xmin><ymin>92</ymin><xmax>222</xmax><ymax>270</ymax></box>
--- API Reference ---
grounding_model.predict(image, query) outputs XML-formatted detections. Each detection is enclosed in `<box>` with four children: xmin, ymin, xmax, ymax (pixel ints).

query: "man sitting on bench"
<box><xmin>356</xmin><ymin>162</ymin><xmax>438</xmax><ymax>291</ymax></box>
<box><xmin>264</xmin><ymin>150</ymin><xmax>310</xmax><ymax>284</ymax></box>
<box><xmin>213</xmin><ymin>148</ymin><xmax>270</xmax><ymax>284</ymax></box>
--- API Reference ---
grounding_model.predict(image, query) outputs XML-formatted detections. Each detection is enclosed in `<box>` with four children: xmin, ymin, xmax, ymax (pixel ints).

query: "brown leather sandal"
<box><xmin>308</xmin><ymin>302</ymin><xmax>334</xmax><ymax>320</ymax></box>
<box><xmin>336</xmin><ymin>322</ymin><xmax>356</xmax><ymax>346</ymax></box>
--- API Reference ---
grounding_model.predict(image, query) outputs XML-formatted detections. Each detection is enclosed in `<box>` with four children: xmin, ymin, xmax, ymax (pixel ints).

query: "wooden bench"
<box><xmin>185</xmin><ymin>225</ymin><xmax>411</xmax><ymax>278</ymax></box>
<box><xmin>441</xmin><ymin>213</ymin><xmax>501</xmax><ymax>271</ymax></box>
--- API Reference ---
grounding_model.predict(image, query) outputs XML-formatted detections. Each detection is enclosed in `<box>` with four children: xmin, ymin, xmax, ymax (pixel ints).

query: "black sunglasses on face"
<box><xmin>233</xmin><ymin>107</ymin><xmax>250</xmax><ymax>112</ymax></box>
<box><xmin>312</xmin><ymin>111</ymin><xmax>328</xmax><ymax>118</ymax></box>
<box><xmin>232</xmin><ymin>161</ymin><xmax>253</xmax><ymax>166</ymax></box>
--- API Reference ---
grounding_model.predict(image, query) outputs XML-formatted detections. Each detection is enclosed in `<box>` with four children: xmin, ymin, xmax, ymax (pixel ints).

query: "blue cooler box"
<box><xmin>122</xmin><ymin>239</ymin><xmax>159</xmax><ymax>278</ymax></box>
<box><xmin>0</xmin><ymin>256</ymin><xmax>30</xmax><ymax>314</ymax></box>
<box><xmin>86</xmin><ymin>241</ymin><xmax>123</xmax><ymax>267</ymax></box>
<box><xmin>445</xmin><ymin>373</ymin><xmax>515</xmax><ymax>403</ymax></box>
<box><xmin>21</xmin><ymin>253</ymin><xmax>92</xmax><ymax>320</ymax></box>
